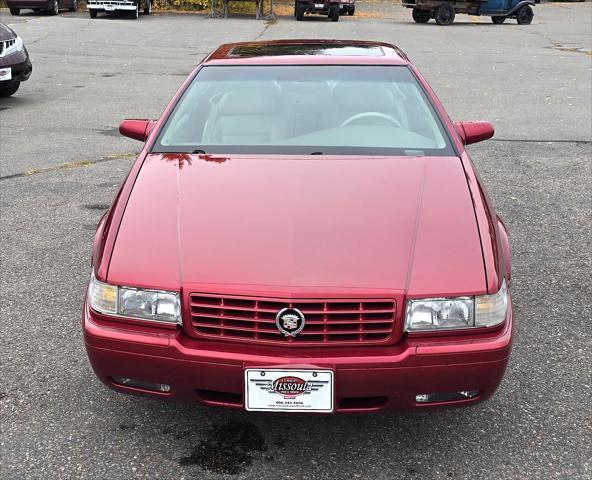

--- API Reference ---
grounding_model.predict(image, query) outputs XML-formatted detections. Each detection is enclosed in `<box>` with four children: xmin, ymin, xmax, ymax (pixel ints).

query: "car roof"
<box><xmin>204</xmin><ymin>40</ymin><xmax>410</xmax><ymax>66</ymax></box>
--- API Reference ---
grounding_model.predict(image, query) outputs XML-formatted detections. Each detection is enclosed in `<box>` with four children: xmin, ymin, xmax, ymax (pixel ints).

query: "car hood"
<box><xmin>0</xmin><ymin>23</ymin><xmax>16</xmax><ymax>42</ymax></box>
<box><xmin>108</xmin><ymin>154</ymin><xmax>486</xmax><ymax>297</ymax></box>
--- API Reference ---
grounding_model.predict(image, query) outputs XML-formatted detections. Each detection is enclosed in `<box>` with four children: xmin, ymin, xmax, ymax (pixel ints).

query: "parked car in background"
<box><xmin>87</xmin><ymin>0</ymin><xmax>152</xmax><ymax>19</ymax></box>
<box><xmin>295</xmin><ymin>0</ymin><xmax>355</xmax><ymax>21</ymax></box>
<box><xmin>7</xmin><ymin>0</ymin><xmax>78</xmax><ymax>15</ymax></box>
<box><xmin>402</xmin><ymin>0</ymin><xmax>535</xmax><ymax>25</ymax></box>
<box><xmin>0</xmin><ymin>23</ymin><xmax>32</xmax><ymax>97</ymax></box>
<box><xmin>83</xmin><ymin>40</ymin><xmax>514</xmax><ymax>415</ymax></box>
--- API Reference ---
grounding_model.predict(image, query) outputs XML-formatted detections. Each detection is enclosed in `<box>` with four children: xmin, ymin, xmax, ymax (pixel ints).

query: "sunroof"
<box><xmin>228</xmin><ymin>44</ymin><xmax>385</xmax><ymax>58</ymax></box>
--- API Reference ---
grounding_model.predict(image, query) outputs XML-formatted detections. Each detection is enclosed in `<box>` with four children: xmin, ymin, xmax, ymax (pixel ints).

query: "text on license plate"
<box><xmin>245</xmin><ymin>369</ymin><xmax>334</xmax><ymax>413</ymax></box>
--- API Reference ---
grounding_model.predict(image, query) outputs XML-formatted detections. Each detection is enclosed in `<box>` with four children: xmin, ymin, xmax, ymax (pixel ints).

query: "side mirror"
<box><xmin>119</xmin><ymin>119</ymin><xmax>156</xmax><ymax>142</ymax></box>
<box><xmin>454</xmin><ymin>121</ymin><xmax>494</xmax><ymax>145</ymax></box>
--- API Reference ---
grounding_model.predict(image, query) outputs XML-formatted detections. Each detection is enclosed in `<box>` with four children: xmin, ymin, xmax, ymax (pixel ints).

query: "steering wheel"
<box><xmin>340</xmin><ymin>112</ymin><xmax>402</xmax><ymax>128</ymax></box>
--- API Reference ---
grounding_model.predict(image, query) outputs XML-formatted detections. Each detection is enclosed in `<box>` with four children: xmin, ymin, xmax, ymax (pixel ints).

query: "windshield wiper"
<box><xmin>192</xmin><ymin>149</ymin><xmax>206</xmax><ymax>154</ymax></box>
<box><xmin>310</xmin><ymin>151</ymin><xmax>324</xmax><ymax>155</ymax></box>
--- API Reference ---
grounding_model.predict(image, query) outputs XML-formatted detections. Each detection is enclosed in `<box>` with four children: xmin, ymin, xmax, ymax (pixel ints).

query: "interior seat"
<box><xmin>280</xmin><ymin>81</ymin><xmax>332</xmax><ymax>138</ymax></box>
<box><xmin>203</xmin><ymin>88</ymin><xmax>287</xmax><ymax>144</ymax></box>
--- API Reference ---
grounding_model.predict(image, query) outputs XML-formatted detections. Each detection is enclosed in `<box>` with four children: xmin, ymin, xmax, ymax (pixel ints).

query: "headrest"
<box><xmin>218</xmin><ymin>87</ymin><xmax>279</xmax><ymax>116</ymax></box>
<box><xmin>331</xmin><ymin>82</ymin><xmax>394</xmax><ymax>110</ymax></box>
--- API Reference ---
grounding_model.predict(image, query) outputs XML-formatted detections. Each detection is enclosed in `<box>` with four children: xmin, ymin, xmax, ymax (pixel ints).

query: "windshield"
<box><xmin>153</xmin><ymin>65</ymin><xmax>454</xmax><ymax>156</ymax></box>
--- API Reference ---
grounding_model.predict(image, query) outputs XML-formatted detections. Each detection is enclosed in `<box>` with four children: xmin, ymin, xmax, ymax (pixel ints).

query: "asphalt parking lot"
<box><xmin>1</xmin><ymin>2</ymin><xmax>591</xmax><ymax>479</ymax></box>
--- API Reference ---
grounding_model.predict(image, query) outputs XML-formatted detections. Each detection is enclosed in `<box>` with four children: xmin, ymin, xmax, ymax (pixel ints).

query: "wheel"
<box><xmin>296</xmin><ymin>3</ymin><xmax>304</xmax><ymax>20</ymax></box>
<box><xmin>412</xmin><ymin>8</ymin><xmax>431</xmax><ymax>23</ymax></box>
<box><xmin>329</xmin><ymin>4</ymin><xmax>339</xmax><ymax>21</ymax></box>
<box><xmin>347</xmin><ymin>7</ymin><xmax>354</xmax><ymax>15</ymax></box>
<box><xmin>491</xmin><ymin>15</ymin><xmax>505</xmax><ymax>24</ymax></box>
<box><xmin>143</xmin><ymin>0</ymin><xmax>151</xmax><ymax>14</ymax></box>
<box><xmin>516</xmin><ymin>5</ymin><xmax>533</xmax><ymax>25</ymax></box>
<box><xmin>9</xmin><ymin>7</ymin><xmax>20</xmax><ymax>15</ymax></box>
<box><xmin>131</xmin><ymin>1</ymin><xmax>139</xmax><ymax>18</ymax></box>
<box><xmin>89</xmin><ymin>8</ymin><xmax>97</xmax><ymax>17</ymax></box>
<box><xmin>47</xmin><ymin>0</ymin><xmax>59</xmax><ymax>15</ymax></box>
<box><xmin>434</xmin><ymin>3</ymin><xmax>455</xmax><ymax>25</ymax></box>
<box><xmin>69</xmin><ymin>0</ymin><xmax>78</xmax><ymax>11</ymax></box>
<box><xmin>0</xmin><ymin>82</ymin><xmax>20</xmax><ymax>97</ymax></box>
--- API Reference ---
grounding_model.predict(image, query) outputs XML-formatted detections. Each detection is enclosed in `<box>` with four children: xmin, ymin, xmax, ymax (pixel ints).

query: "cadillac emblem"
<box><xmin>275</xmin><ymin>307</ymin><xmax>305</xmax><ymax>337</ymax></box>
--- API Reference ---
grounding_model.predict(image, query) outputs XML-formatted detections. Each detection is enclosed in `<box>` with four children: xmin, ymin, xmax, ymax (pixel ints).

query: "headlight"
<box><xmin>5</xmin><ymin>36</ymin><xmax>24</xmax><ymax>56</ymax></box>
<box><xmin>405</xmin><ymin>280</ymin><xmax>508</xmax><ymax>332</ymax></box>
<box><xmin>88</xmin><ymin>272</ymin><xmax>181</xmax><ymax>325</ymax></box>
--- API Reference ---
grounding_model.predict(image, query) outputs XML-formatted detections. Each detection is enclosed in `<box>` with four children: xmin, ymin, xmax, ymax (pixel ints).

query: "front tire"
<box><xmin>329</xmin><ymin>4</ymin><xmax>339</xmax><ymax>21</ymax></box>
<box><xmin>89</xmin><ymin>8</ymin><xmax>97</xmax><ymax>17</ymax></box>
<box><xmin>131</xmin><ymin>1</ymin><xmax>139</xmax><ymax>18</ymax></box>
<box><xmin>516</xmin><ymin>5</ymin><xmax>533</xmax><ymax>25</ymax></box>
<box><xmin>412</xmin><ymin>8</ymin><xmax>431</xmax><ymax>23</ymax></box>
<box><xmin>0</xmin><ymin>82</ymin><xmax>21</xmax><ymax>97</ymax></box>
<box><xmin>69</xmin><ymin>0</ymin><xmax>78</xmax><ymax>11</ymax></box>
<box><xmin>144</xmin><ymin>0</ymin><xmax>151</xmax><ymax>14</ymax></box>
<box><xmin>491</xmin><ymin>15</ymin><xmax>505</xmax><ymax>24</ymax></box>
<box><xmin>9</xmin><ymin>7</ymin><xmax>20</xmax><ymax>15</ymax></box>
<box><xmin>296</xmin><ymin>3</ymin><xmax>304</xmax><ymax>20</ymax></box>
<box><xmin>347</xmin><ymin>6</ymin><xmax>354</xmax><ymax>15</ymax></box>
<box><xmin>434</xmin><ymin>3</ymin><xmax>455</xmax><ymax>25</ymax></box>
<box><xmin>47</xmin><ymin>0</ymin><xmax>59</xmax><ymax>15</ymax></box>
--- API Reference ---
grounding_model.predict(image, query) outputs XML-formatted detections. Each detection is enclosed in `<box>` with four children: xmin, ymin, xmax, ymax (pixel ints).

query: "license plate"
<box><xmin>245</xmin><ymin>368</ymin><xmax>334</xmax><ymax>413</ymax></box>
<box><xmin>315</xmin><ymin>3</ymin><xmax>324</xmax><ymax>8</ymax></box>
<box><xmin>104</xmin><ymin>4</ymin><xmax>115</xmax><ymax>11</ymax></box>
<box><xmin>0</xmin><ymin>67</ymin><xmax>12</xmax><ymax>82</ymax></box>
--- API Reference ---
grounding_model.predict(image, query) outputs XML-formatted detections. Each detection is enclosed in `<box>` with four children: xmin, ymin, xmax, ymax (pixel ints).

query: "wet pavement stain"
<box><xmin>97</xmin><ymin>127</ymin><xmax>121</xmax><ymax>137</ymax></box>
<box><xmin>274</xmin><ymin>434</ymin><xmax>287</xmax><ymax>448</ymax></box>
<box><xmin>179</xmin><ymin>422</ymin><xmax>267</xmax><ymax>475</ymax></box>
<box><xmin>83</xmin><ymin>203</ymin><xmax>110</xmax><ymax>211</ymax></box>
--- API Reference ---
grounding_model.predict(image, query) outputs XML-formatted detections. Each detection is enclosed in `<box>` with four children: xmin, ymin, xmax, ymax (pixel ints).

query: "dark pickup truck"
<box><xmin>295</xmin><ymin>0</ymin><xmax>355</xmax><ymax>21</ymax></box>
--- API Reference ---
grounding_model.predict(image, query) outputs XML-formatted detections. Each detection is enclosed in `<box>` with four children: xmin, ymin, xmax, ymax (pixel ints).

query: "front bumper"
<box><xmin>83</xmin><ymin>303</ymin><xmax>513</xmax><ymax>413</ymax></box>
<box><xmin>299</xmin><ymin>1</ymin><xmax>353</xmax><ymax>12</ymax></box>
<box><xmin>87</xmin><ymin>1</ymin><xmax>137</xmax><ymax>11</ymax></box>
<box><xmin>0</xmin><ymin>54</ymin><xmax>32</xmax><ymax>84</ymax></box>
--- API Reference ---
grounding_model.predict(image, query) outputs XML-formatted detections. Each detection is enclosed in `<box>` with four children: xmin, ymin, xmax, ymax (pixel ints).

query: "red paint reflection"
<box><xmin>160</xmin><ymin>153</ymin><xmax>229</xmax><ymax>169</ymax></box>
<box><xmin>162</xmin><ymin>153</ymin><xmax>192</xmax><ymax>170</ymax></box>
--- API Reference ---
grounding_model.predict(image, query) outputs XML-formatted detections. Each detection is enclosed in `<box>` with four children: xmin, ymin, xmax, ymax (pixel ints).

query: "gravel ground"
<box><xmin>1</xmin><ymin>3</ymin><xmax>591</xmax><ymax>479</ymax></box>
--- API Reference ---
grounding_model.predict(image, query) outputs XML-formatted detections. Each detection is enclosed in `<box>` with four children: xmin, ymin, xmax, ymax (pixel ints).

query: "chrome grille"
<box><xmin>0</xmin><ymin>39</ymin><xmax>16</xmax><ymax>58</ymax></box>
<box><xmin>189</xmin><ymin>293</ymin><xmax>397</xmax><ymax>346</ymax></box>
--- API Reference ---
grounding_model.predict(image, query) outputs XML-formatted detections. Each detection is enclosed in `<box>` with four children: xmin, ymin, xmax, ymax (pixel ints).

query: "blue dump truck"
<box><xmin>402</xmin><ymin>0</ymin><xmax>535</xmax><ymax>25</ymax></box>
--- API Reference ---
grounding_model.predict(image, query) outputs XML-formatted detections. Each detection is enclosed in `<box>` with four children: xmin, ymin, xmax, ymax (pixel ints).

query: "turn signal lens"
<box><xmin>475</xmin><ymin>280</ymin><xmax>508</xmax><ymax>327</ymax></box>
<box><xmin>88</xmin><ymin>272</ymin><xmax>118</xmax><ymax>315</ymax></box>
